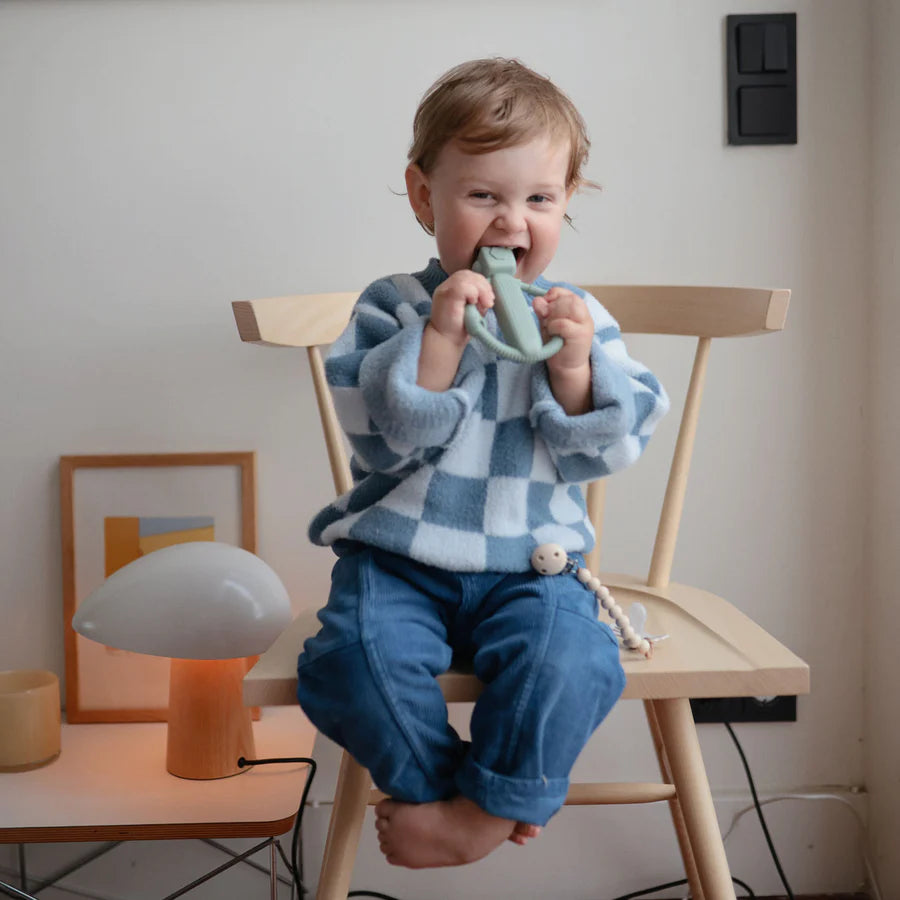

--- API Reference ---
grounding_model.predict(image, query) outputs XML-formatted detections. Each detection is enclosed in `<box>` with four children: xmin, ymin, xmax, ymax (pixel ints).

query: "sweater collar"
<box><xmin>413</xmin><ymin>258</ymin><xmax>449</xmax><ymax>296</ymax></box>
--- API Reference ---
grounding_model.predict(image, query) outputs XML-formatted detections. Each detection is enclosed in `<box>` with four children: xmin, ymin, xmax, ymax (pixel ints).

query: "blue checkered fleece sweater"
<box><xmin>308</xmin><ymin>259</ymin><xmax>669</xmax><ymax>573</ymax></box>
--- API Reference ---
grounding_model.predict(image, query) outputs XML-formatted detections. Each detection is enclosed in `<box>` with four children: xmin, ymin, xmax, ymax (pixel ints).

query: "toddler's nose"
<box><xmin>494</xmin><ymin>204</ymin><xmax>527</xmax><ymax>234</ymax></box>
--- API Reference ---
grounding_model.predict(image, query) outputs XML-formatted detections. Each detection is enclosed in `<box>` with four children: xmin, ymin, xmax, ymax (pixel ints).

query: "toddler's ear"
<box><xmin>405</xmin><ymin>164</ymin><xmax>433</xmax><ymax>227</ymax></box>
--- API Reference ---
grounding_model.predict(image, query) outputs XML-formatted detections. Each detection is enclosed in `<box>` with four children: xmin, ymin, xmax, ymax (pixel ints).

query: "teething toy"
<box><xmin>464</xmin><ymin>247</ymin><xmax>563</xmax><ymax>363</ymax></box>
<box><xmin>531</xmin><ymin>543</ymin><xmax>661</xmax><ymax>658</ymax></box>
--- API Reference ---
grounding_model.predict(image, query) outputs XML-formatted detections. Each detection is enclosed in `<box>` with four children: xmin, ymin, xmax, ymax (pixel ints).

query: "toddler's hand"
<box><xmin>533</xmin><ymin>287</ymin><xmax>594</xmax><ymax>374</ymax></box>
<box><xmin>429</xmin><ymin>270</ymin><xmax>494</xmax><ymax>346</ymax></box>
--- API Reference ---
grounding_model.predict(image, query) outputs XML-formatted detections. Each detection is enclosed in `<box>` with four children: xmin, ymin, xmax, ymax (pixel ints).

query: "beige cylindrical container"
<box><xmin>0</xmin><ymin>670</ymin><xmax>61</xmax><ymax>771</ymax></box>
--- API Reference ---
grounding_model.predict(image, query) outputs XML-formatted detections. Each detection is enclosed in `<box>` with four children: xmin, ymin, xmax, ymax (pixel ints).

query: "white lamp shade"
<box><xmin>72</xmin><ymin>542</ymin><xmax>292</xmax><ymax>660</ymax></box>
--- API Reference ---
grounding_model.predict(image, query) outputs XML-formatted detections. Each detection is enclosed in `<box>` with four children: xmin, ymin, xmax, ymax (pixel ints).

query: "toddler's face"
<box><xmin>407</xmin><ymin>135</ymin><xmax>574</xmax><ymax>284</ymax></box>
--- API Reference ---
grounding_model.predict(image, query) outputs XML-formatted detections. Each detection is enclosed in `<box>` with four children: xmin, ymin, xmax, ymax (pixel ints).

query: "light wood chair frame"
<box><xmin>232</xmin><ymin>283</ymin><xmax>808</xmax><ymax>900</ymax></box>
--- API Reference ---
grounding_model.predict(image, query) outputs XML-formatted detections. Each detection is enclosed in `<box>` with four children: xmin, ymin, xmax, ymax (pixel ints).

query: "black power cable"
<box><xmin>242</xmin><ymin>735</ymin><xmax>788</xmax><ymax>900</ymax></box>
<box><xmin>237</xmin><ymin>755</ymin><xmax>406</xmax><ymax>900</ymax></box>
<box><xmin>610</xmin><ymin>718</ymin><xmax>803</xmax><ymax>900</ymax></box>
<box><xmin>238</xmin><ymin>754</ymin><xmax>317</xmax><ymax>898</ymax></box>
<box><xmin>348</xmin><ymin>893</ymin><xmax>409</xmax><ymax>899</ymax></box>
<box><xmin>608</xmin><ymin>874</ymin><xmax>756</xmax><ymax>899</ymax></box>
<box><xmin>723</xmin><ymin>722</ymin><xmax>795</xmax><ymax>900</ymax></box>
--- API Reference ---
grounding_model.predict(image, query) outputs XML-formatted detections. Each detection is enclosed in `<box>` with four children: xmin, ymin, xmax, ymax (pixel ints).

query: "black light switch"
<box><xmin>727</xmin><ymin>13</ymin><xmax>797</xmax><ymax>145</ymax></box>
<box><xmin>764</xmin><ymin>23</ymin><xmax>789</xmax><ymax>72</ymax></box>
<box><xmin>737</xmin><ymin>24</ymin><xmax>764</xmax><ymax>72</ymax></box>
<box><xmin>739</xmin><ymin>86</ymin><xmax>793</xmax><ymax>136</ymax></box>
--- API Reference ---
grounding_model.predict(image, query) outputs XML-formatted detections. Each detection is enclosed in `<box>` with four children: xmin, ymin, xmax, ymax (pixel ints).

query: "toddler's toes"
<box><xmin>508</xmin><ymin>821</ymin><xmax>542</xmax><ymax>845</ymax></box>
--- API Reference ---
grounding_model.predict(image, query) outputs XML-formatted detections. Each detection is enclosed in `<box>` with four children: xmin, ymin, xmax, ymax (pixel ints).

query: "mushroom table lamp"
<box><xmin>72</xmin><ymin>542</ymin><xmax>292</xmax><ymax>780</ymax></box>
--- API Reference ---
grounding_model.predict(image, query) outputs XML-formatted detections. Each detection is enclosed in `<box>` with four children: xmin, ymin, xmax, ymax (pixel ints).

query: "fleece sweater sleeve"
<box><xmin>529</xmin><ymin>288</ymin><xmax>670</xmax><ymax>483</ymax></box>
<box><xmin>325</xmin><ymin>274</ymin><xmax>482</xmax><ymax>473</ymax></box>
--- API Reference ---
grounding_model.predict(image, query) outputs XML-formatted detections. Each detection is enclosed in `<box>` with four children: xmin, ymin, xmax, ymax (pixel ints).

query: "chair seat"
<box><xmin>609</xmin><ymin>574</ymin><xmax>808</xmax><ymax>700</ymax></box>
<box><xmin>242</xmin><ymin>574</ymin><xmax>808</xmax><ymax>708</ymax></box>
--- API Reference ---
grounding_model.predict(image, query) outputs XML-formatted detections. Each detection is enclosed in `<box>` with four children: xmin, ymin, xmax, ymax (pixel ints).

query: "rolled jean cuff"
<box><xmin>454</xmin><ymin>755</ymin><xmax>568</xmax><ymax>827</ymax></box>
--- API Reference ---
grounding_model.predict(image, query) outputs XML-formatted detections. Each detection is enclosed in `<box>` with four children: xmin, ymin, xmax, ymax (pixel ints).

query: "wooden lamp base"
<box><xmin>166</xmin><ymin>658</ymin><xmax>255</xmax><ymax>780</ymax></box>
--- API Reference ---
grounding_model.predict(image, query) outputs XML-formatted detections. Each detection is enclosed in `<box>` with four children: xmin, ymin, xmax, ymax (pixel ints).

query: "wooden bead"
<box><xmin>530</xmin><ymin>543</ymin><xmax>568</xmax><ymax>576</ymax></box>
<box><xmin>565</xmin><ymin>560</ymin><xmax>654</xmax><ymax>657</ymax></box>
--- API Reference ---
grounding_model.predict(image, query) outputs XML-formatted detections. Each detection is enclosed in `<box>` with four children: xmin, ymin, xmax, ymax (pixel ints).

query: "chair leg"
<box><xmin>644</xmin><ymin>700</ymin><xmax>705</xmax><ymax>900</ymax></box>
<box><xmin>316</xmin><ymin>751</ymin><xmax>371</xmax><ymax>900</ymax></box>
<box><xmin>652</xmin><ymin>698</ymin><xmax>736</xmax><ymax>900</ymax></box>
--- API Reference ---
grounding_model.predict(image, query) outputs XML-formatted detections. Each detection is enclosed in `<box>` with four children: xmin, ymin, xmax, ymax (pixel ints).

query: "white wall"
<box><xmin>866</xmin><ymin>2</ymin><xmax>900</xmax><ymax>898</ymax></box>
<box><xmin>0</xmin><ymin>1</ymin><xmax>876</xmax><ymax>898</ymax></box>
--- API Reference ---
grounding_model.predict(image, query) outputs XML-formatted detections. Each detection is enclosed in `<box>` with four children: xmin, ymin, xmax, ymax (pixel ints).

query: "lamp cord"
<box><xmin>237</xmin><ymin>755</ymin><xmax>406</xmax><ymax>900</ymax></box>
<box><xmin>238</xmin><ymin>755</ymin><xmax>316</xmax><ymax>897</ymax></box>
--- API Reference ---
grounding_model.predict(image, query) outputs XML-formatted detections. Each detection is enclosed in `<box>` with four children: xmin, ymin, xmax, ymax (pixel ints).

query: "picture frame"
<box><xmin>59</xmin><ymin>452</ymin><xmax>257</xmax><ymax>724</ymax></box>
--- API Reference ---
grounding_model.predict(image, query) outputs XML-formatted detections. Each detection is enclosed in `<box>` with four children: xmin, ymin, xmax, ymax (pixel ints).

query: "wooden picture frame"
<box><xmin>60</xmin><ymin>452</ymin><xmax>257</xmax><ymax>724</ymax></box>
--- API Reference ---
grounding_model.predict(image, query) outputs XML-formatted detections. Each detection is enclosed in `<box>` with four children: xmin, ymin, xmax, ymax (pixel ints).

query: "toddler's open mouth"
<box><xmin>474</xmin><ymin>246</ymin><xmax>527</xmax><ymax>265</ymax></box>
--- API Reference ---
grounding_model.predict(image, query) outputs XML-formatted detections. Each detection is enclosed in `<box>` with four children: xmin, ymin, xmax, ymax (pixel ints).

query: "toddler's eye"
<box><xmin>528</xmin><ymin>194</ymin><xmax>552</xmax><ymax>204</ymax></box>
<box><xmin>470</xmin><ymin>191</ymin><xmax>494</xmax><ymax>200</ymax></box>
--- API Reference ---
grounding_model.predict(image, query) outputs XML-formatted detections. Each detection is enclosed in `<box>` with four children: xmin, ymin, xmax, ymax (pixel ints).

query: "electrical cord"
<box><xmin>237</xmin><ymin>755</ymin><xmax>406</xmax><ymax>900</ymax></box>
<box><xmin>347</xmin><ymin>893</ymin><xmax>409</xmax><ymax>899</ymax></box>
<box><xmin>722</xmin><ymin>791</ymin><xmax>882</xmax><ymax>900</ymax></box>
<box><xmin>237</xmin><ymin>754</ymin><xmax>317</xmax><ymax>898</ymax></box>
<box><xmin>620</xmin><ymin>725</ymin><xmax>877</xmax><ymax>900</ymax></box>
<box><xmin>607</xmin><ymin>875</ymin><xmax>755</xmax><ymax>899</ymax></box>
<box><xmin>243</xmin><ymin>724</ymin><xmax>837</xmax><ymax>900</ymax></box>
<box><xmin>611</xmin><ymin>715</ymin><xmax>807</xmax><ymax>900</ymax></box>
<box><xmin>723</xmin><ymin>723</ymin><xmax>795</xmax><ymax>900</ymax></box>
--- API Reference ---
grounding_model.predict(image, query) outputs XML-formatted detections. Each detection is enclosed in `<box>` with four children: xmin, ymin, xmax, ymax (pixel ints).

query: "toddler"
<box><xmin>297</xmin><ymin>57</ymin><xmax>669</xmax><ymax>870</ymax></box>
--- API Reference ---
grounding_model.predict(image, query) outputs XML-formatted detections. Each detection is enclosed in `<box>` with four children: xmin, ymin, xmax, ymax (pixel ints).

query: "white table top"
<box><xmin>0</xmin><ymin>706</ymin><xmax>316</xmax><ymax>843</ymax></box>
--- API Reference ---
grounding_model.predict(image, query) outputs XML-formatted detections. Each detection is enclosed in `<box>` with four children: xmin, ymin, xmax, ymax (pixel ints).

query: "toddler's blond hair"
<box><xmin>408</xmin><ymin>58</ymin><xmax>593</xmax><ymax>234</ymax></box>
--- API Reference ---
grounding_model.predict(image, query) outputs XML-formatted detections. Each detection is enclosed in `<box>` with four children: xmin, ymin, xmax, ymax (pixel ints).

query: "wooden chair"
<box><xmin>232</xmin><ymin>283</ymin><xmax>809</xmax><ymax>900</ymax></box>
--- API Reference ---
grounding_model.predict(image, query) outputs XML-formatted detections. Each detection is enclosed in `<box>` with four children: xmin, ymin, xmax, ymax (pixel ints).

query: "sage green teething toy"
<box><xmin>464</xmin><ymin>247</ymin><xmax>564</xmax><ymax>363</ymax></box>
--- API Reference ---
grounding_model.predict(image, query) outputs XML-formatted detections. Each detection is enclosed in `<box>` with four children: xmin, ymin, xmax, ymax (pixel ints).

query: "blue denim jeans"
<box><xmin>296</xmin><ymin>542</ymin><xmax>625</xmax><ymax>826</ymax></box>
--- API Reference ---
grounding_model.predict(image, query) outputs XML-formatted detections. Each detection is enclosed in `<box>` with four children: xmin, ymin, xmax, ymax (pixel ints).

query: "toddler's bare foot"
<box><xmin>374</xmin><ymin>795</ymin><xmax>515</xmax><ymax>868</ymax></box>
<box><xmin>507</xmin><ymin>821</ymin><xmax>542</xmax><ymax>846</ymax></box>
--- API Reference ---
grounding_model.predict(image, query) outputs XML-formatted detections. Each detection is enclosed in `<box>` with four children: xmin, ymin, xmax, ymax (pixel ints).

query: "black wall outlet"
<box><xmin>691</xmin><ymin>695</ymin><xmax>797</xmax><ymax>724</ymax></box>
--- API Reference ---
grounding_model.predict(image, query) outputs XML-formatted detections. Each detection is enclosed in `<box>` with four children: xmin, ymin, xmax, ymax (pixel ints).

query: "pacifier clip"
<box><xmin>531</xmin><ymin>543</ymin><xmax>656</xmax><ymax>658</ymax></box>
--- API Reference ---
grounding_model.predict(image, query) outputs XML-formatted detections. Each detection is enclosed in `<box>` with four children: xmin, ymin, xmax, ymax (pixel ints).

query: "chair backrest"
<box><xmin>233</xmin><ymin>285</ymin><xmax>789</xmax><ymax>588</ymax></box>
